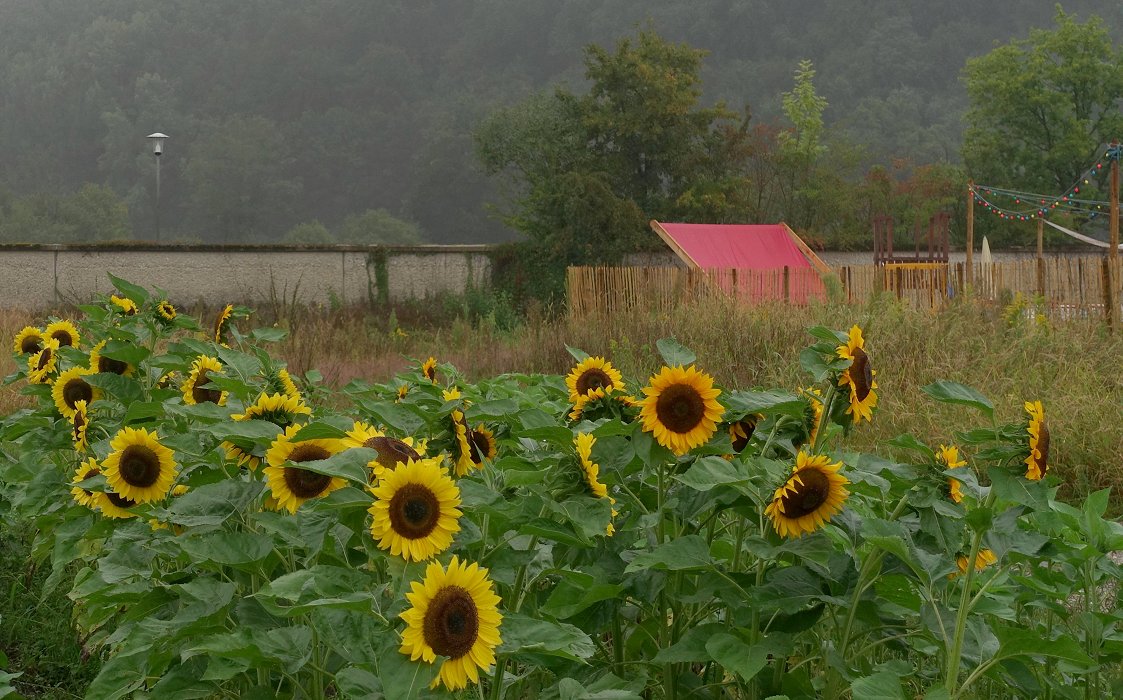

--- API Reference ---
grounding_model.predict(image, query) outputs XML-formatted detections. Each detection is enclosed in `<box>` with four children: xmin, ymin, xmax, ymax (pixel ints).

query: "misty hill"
<box><xmin>1</xmin><ymin>0</ymin><xmax>1119</xmax><ymax>244</ymax></box>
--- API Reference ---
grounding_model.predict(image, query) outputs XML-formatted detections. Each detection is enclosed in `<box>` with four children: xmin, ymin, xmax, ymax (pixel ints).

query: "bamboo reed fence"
<box><xmin>567</xmin><ymin>256</ymin><xmax>1123</xmax><ymax>324</ymax></box>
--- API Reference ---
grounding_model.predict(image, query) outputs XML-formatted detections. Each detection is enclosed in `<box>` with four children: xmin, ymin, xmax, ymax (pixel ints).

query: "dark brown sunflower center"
<box><xmin>106</xmin><ymin>490</ymin><xmax>136</xmax><ymax>509</ymax></box>
<box><xmin>282</xmin><ymin>443</ymin><xmax>333</xmax><ymax>498</ymax></box>
<box><xmin>79</xmin><ymin>468</ymin><xmax>100</xmax><ymax>496</ymax></box>
<box><xmin>98</xmin><ymin>356</ymin><xmax>129</xmax><ymax>375</ymax></box>
<box><xmin>365</xmin><ymin>436</ymin><xmax>421</xmax><ymax>472</ymax></box>
<box><xmin>1036</xmin><ymin>422</ymin><xmax>1050</xmax><ymax>474</ymax></box>
<box><xmin>73</xmin><ymin>411</ymin><xmax>86</xmax><ymax>441</ymax></box>
<box><xmin>468</xmin><ymin>430</ymin><xmax>492</xmax><ymax>464</ymax></box>
<box><xmin>779</xmin><ymin>468</ymin><xmax>831</xmax><ymax>519</ymax></box>
<box><xmin>51</xmin><ymin>331</ymin><xmax>74</xmax><ymax>347</ymax></box>
<box><xmin>388</xmin><ymin>483</ymin><xmax>441</xmax><ymax>539</ymax></box>
<box><xmin>63</xmin><ymin>379</ymin><xmax>93</xmax><ymax>409</ymax></box>
<box><xmin>850</xmin><ymin>348</ymin><xmax>873</xmax><ymax>401</ymax></box>
<box><xmin>422</xmin><ymin>585</ymin><xmax>479</xmax><ymax>660</ymax></box>
<box><xmin>36</xmin><ymin>349</ymin><xmax>53</xmax><ymax>371</ymax></box>
<box><xmin>20</xmin><ymin>336</ymin><xmax>42</xmax><ymax>354</ymax></box>
<box><xmin>118</xmin><ymin>445</ymin><xmax>161</xmax><ymax>488</ymax></box>
<box><xmin>654</xmin><ymin>383</ymin><xmax>706</xmax><ymax>434</ymax></box>
<box><xmin>191</xmin><ymin>370</ymin><xmax>223</xmax><ymax>404</ymax></box>
<box><xmin>576</xmin><ymin>368</ymin><xmax>612</xmax><ymax>396</ymax></box>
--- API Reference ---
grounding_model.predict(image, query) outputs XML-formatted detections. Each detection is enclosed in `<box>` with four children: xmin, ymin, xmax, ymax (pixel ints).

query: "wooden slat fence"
<box><xmin>567</xmin><ymin>256</ymin><xmax>1123</xmax><ymax>323</ymax></box>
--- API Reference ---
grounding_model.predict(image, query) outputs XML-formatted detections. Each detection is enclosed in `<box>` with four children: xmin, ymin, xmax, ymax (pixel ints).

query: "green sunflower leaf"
<box><xmin>291</xmin><ymin>418</ymin><xmax>351</xmax><ymax>441</ymax></box>
<box><xmin>250</xmin><ymin>327</ymin><xmax>288</xmax><ymax>342</ymax></box>
<box><xmin>169</xmin><ymin>480</ymin><xmax>264</xmax><ymax>527</ymax></box>
<box><xmin>724</xmin><ymin>390</ymin><xmax>806</xmax><ymax>418</ymax></box>
<box><xmin>655</xmin><ymin>337</ymin><xmax>696</xmax><ymax>367</ymax></box>
<box><xmin>706</xmin><ymin>632</ymin><xmax>769</xmax><ymax>682</ymax></box>
<box><xmin>675</xmin><ymin>457</ymin><xmax>751</xmax><ymax>492</ymax></box>
<box><xmin>624</xmin><ymin>535</ymin><xmax>713</xmax><ymax>573</ymax></box>
<box><xmin>565</xmin><ymin>345</ymin><xmax>591</xmax><ymax>362</ymax></box>
<box><xmin>849</xmin><ymin>671</ymin><xmax>907</xmax><ymax>700</ymax></box>
<box><xmin>498</xmin><ymin>612</ymin><xmax>596</xmax><ymax>661</ymax></box>
<box><xmin>296</xmin><ymin>448</ymin><xmax>375</xmax><ymax>485</ymax></box>
<box><xmin>808</xmin><ymin>325</ymin><xmax>849</xmax><ymax>343</ymax></box>
<box><xmin>253</xmin><ymin>565</ymin><xmax>378</xmax><ymax>617</ymax></box>
<box><xmin>107</xmin><ymin>273</ymin><xmax>150</xmax><ymax>304</ymax></box>
<box><xmin>99</xmin><ymin>338</ymin><xmax>151</xmax><ymax>367</ymax></box>
<box><xmin>179</xmin><ymin>532</ymin><xmax>275</xmax><ymax>570</ymax></box>
<box><xmin>920</xmin><ymin>381</ymin><xmax>994</xmax><ymax>418</ymax></box>
<box><xmin>203</xmin><ymin>419</ymin><xmax>286</xmax><ymax>443</ymax></box>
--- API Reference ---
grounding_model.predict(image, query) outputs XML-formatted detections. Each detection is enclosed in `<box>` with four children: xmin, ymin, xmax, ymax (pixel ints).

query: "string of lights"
<box><xmin>970</xmin><ymin>143</ymin><xmax>1120</xmax><ymax>221</ymax></box>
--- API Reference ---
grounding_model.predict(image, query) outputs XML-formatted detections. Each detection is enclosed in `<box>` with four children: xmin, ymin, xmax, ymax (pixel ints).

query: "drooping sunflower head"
<box><xmin>233</xmin><ymin>392</ymin><xmax>311</xmax><ymax>429</ymax></box>
<box><xmin>953</xmin><ymin>549</ymin><xmax>998</xmax><ymax>577</ymax></box>
<box><xmin>27</xmin><ymin>338</ymin><xmax>61</xmax><ymax>384</ymax></box>
<box><xmin>836</xmin><ymin>324</ymin><xmax>878</xmax><ymax>425</ymax></box>
<box><xmin>565</xmin><ymin>357</ymin><xmax>625</xmax><ymax>402</ymax></box>
<box><xmin>1024</xmin><ymin>400</ymin><xmax>1049</xmax><ymax>481</ymax></box>
<box><xmin>343</xmin><ymin>421</ymin><xmax>386</xmax><ymax>449</ymax></box>
<box><xmin>213</xmin><ymin>303</ymin><xmax>235</xmax><ymax>345</ymax></box>
<box><xmin>451</xmin><ymin>410</ymin><xmax>477</xmax><ymax>477</ymax></box>
<box><xmin>263</xmin><ymin>426</ymin><xmax>347</xmax><ymax>513</ymax></box>
<box><xmin>397</xmin><ymin>384</ymin><xmax>410</xmax><ymax>402</ymax></box>
<box><xmin>70</xmin><ymin>458</ymin><xmax>104</xmax><ymax>509</ymax></box>
<box><xmin>421</xmin><ymin>357</ymin><xmax>438</xmax><ymax>383</ymax></box>
<box><xmin>638</xmin><ymin>365</ymin><xmax>724</xmax><ymax>456</ymax></box>
<box><xmin>442</xmin><ymin>386</ymin><xmax>462</xmax><ymax>402</ymax></box>
<box><xmin>370</xmin><ymin>456</ymin><xmax>462</xmax><ymax>561</ymax></box>
<box><xmin>72</xmin><ymin>400</ymin><xmax>89</xmax><ymax>451</ymax></box>
<box><xmin>181</xmin><ymin>355</ymin><xmax>227</xmax><ymax>406</ymax></box>
<box><xmin>99</xmin><ymin>488</ymin><xmax>139</xmax><ymax>519</ymax></box>
<box><xmin>728</xmin><ymin>415</ymin><xmax>761</xmax><ymax>453</ymax></box>
<box><xmin>568</xmin><ymin>388</ymin><xmax>637</xmax><ymax>422</ymax></box>
<box><xmin>263</xmin><ymin>367</ymin><xmax>301</xmax><ymax>400</ymax></box>
<box><xmin>12</xmin><ymin>326</ymin><xmax>43</xmax><ymax>355</ymax></box>
<box><xmin>110</xmin><ymin>295</ymin><xmax>138</xmax><ymax>316</ymax></box>
<box><xmin>400</xmin><ymin>556</ymin><xmax>503</xmax><ymax>691</ymax></box>
<box><xmin>156</xmin><ymin>300</ymin><xmax>177</xmax><ymax>322</ymax></box>
<box><xmin>937</xmin><ymin>444</ymin><xmax>968</xmax><ymax>503</ymax></box>
<box><xmin>88</xmin><ymin>340</ymin><xmax>133</xmax><ymax>376</ymax></box>
<box><xmin>52</xmin><ymin>367</ymin><xmax>100</xmax><ymax>419</ymax></box>
<box><xmin>764</xmin><ymin>452</ymin><xmax>850</xmax><ymax>538</ymax></box>
<box><xmin>468</xmin><ymin>425</ymin><xmax>497</xmax><ymax>467</ymax></box>
<box><xmin>794</xmin><ymin>387</ymin><xmax>825</xmax><ymax>448</ymax></box>
<box><xmin>368</xmin><ymin>436</ymin><xmax>424</xmax><ymax>479</ymax></box>
<box><xmin>223</xmin><ymin>439</ymin><xmax>261</xmax><ymax>471</ymax></box>
<box><xmin>102</xmin><ymin>427</ymin><xmax>178</xmax><ymax>504</ymax></box>
<box><xmin>574</xmin><ymin>432</ymin><xmax>608</xmax><ymax>498</ymax></box>
<box><xmin>44</xmin><ymin>320</ymin><xmax>80</xmax><ymax>349</ymax></box>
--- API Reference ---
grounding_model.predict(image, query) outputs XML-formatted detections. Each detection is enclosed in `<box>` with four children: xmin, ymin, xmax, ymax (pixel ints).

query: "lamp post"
<box><xmin>147</xmin><ymin>132</ymin><xmax>168</xmax><ymax>243</ymax></box>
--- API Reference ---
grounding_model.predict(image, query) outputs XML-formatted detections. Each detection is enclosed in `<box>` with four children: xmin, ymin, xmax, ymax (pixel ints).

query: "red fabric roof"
<box><xmin>657</xmin><ymin>222</ymin><xmax>813</xmax><ymax>269</ymax></box>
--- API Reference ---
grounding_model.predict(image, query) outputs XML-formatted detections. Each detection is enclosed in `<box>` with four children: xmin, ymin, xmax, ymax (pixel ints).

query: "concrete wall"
<box><xmin>0</xmin><ymin>244</ymin><xmax>495</xmax><ymax>309</ymax></box>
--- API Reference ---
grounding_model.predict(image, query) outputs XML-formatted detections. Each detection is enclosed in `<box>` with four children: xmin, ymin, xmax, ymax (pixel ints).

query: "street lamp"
<box><xmin>147</xmin><ymin>132</ymin><xmax>168</xmax><ymax>243</ymax></box>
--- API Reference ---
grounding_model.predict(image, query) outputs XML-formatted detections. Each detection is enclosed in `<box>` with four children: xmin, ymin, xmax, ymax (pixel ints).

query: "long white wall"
<box><xmin>0</xmin><ymin>244</ymin><xmax>495</xmax><ymax>309</ymax></box>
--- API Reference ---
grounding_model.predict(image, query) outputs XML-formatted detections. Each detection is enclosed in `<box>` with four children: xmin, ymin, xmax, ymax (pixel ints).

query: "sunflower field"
<box><xmin>1</xmin><ymin>276</ymin><xmax>1122</xmax><ymax>699</ymax></box>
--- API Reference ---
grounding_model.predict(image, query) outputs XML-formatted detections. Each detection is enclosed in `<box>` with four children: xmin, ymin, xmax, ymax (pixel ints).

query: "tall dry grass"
<box><xmin>4</xmin><ymin>294</ymin><xmax>1120</xmax><ymax>503</ymax></box>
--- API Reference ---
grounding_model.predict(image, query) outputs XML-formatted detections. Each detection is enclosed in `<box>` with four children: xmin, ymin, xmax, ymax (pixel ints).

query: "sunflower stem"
<box><xmin>812</xmin><ymin>384</ymin><xmax>836</xmax><ymax>453</ymax></box>
<box><xmin>944</xmin><ymin>490</ymin><xmax>996</xmax><ymax>694</ymax></box>
<box><xmin>488</xmin><ymin>656</ymin><xmax>507</xmax><ymax>700</ymax></box>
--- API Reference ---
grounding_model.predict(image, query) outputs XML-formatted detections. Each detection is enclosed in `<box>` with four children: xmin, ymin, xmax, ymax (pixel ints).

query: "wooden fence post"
<box><xmin>783</xmin><ymin>266</ymin><xmax>791</xmax><ymax>302</ymax></box>
<box><xmin>1103</xmin><ymin>257</ymin><xmax>1115</xmax><ymax>331</ymax></box>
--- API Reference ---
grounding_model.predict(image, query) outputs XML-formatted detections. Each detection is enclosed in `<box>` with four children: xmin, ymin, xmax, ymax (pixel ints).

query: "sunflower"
<box><xmin>765</xmin><ymin>452</ymin><xmax>850</xmax><ymax>539</ymax></box>
<box><xmin>638</xmin><ymin>365</ymin><xmax>723</xmax><ymax>456</ymax></box>
<box><xmin>1024</xmin><ymin>401</ymin><xmax>1049</xmax><ymax>481</ymax></box>
<box><xmin>155</xmin><ymin>300</ymin><xmax>176</xmax><ymax>321</ymax></box>
<box><xmin>263</xmin><ymin>426</ymin><xmax>347</xmax><ymax>513</ymax></box>
<box><xmin>568</xmin><ymin>388</ymin><xmax>637</xmax><ymax>422</ymax></box>
<box><xmin>565</xmin><ymin>357</ymin><xmax>625</xmax><ymax>402</ymax></box>
<box><xmin>12</xmin><ymin>326</ymin><xmax>43</xmax><ymax>355</ymax></box>
<box><xmin>421</xmin><ymin>357</ymin><xmax>438</xmax><ymax>383</ymax></box>
<box><xmin>99</xmin><ymin>488</ymin><xmax>139</xmax><ymax>519</ymax></box>
<box><xmin>343</xmin><ymin>421</ymin><xmax>422</xmax><ymax>480</ymax></box>
<box><xmin>263</xmin><ymin>367</ymin><xmax>301</xmax><ymax>400</ymax></box>
<box><xmin>27</xmin><ymin>338</ymin><xmax>60</xmax><ymax>384</ymax></box>
<box><xmin>451</xmin><ymin>410</ymin><xmax>476</xmax><ymax>477</ymax></box>
<box><xmin>574</xmin><ymin>432</ymin><xmax>608</xmax><ymax>498</ymax></box>
<box><xmin>937</xmin><ymin>444</ymin><xmax>968</xmax><ymax>503</ymax></box>
<box><xmin>468</xmin><ymin>425</ymin><xmax>496</xmax><ymax>466</ymax></box>
<box><xmin>729</xmin><ymin>415</ymin><xmax>761</xmax><ymax>453</ymax></box>
<box><xmin>110</xmin><ymin>295</ymin><xmax>138</xmax><ymax>316</ymax></box>
<box><xmin>88</xmin><ymin>340</ymin><xmax>133</xmax><ymax>376</ymax></box>
<box><xmin>72</xmin><ymin>400</ymin><xmax>89</xmax><ymax>452</ymax></box>
<box><xmin>607</xmin><ymin>497</ymin><xmax>619</xmax><ymax>537</ymax></box>
<box><xmin>836</xmin><ymin>325</ymin><xmax>878</xmax><ymax>425</ymax></box>
<box><xmin>442</xmin><ymin>387</ymin><xmax>462</xmax><ymax>402</ymax></box>
<box><xmin>954</xmin><ymin>549</ymin><xmax>998</xmax><ymax>577</ymax></box>
<box><xmin>52</xmin><ymin>367</ymin><xmax>100</xmax><ymax>419</ymax></box>
<box><xmin>181</xmin><ymin>356</ymin><xmax>227</xmax><ymax>406</ymax></box>
<box><xmin>400</xmin><ymin>556</ymin><xmax>503</xmax><ymax>691</ymax></box>
<box><xmin>397</xmin><ymin>384</ymin><xmax>410</xmax><ymax>402</ymax></box>
<box><xmin>102</xmin><ymin>427</ymin><xmax>178</xmax><ymax>504</ymax></box>
<box><xmin>224</xmin><ymin>393</ymin><xmax>312</xmax><ymax>469</ymax></box>
<box><xmin>70</xmin><ymin>458</ymin><xmax>104</xmax><ymax>509</ymax></box>
<box><xmin>44</xmin><ymin>320</ymin><xmax>79</xmax><ymax>348</ymax></box>
<box><xmin>370</xmin><ymin>457</ymin><xmax>462</xmax><ymax>561</ymax></box>
<box><xmin>214</xmin><ymin>303</ymin><xmax>234</xmax><ymax>345</ymax></box>
<box><xmin>797</xmin><ymin>387</ymin><xmax>824</xmax><ymax>448</ymax></box>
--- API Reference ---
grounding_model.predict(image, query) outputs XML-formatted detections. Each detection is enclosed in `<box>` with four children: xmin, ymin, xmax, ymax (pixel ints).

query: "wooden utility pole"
<box><xmin>1112</xmin><ymin>143</ymin><xmax>1119</xmax><ymax>261</ymax></box>
<box><xmin>966</xmin><ymin>180</ymin><xmax>975</xmax><ymax>286</ymax></box>
<box><xmin>1109</xmin><ymin>142</ymin><xmax>1120</xmax><ymax>329</ymax></box>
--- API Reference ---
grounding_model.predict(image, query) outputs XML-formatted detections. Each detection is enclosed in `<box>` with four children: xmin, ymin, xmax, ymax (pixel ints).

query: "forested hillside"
<box><xmin>0</xmin><ymin>0</ymin><xmax>1119</xmax><ymax>244</ymax></box>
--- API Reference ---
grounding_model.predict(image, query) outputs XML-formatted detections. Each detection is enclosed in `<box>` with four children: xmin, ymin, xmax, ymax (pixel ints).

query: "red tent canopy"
<box><xmin>650</xmin><ymin>220</ymin><xmax>829</xmax><ymax>302</ymax></box>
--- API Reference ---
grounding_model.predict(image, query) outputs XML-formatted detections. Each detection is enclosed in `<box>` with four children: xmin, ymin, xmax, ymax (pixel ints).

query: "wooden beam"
<box><xmin>649</xmin><ymin>220</ymin><xmax>701</xmax><ymax>270</ymax></box>
<box><xmin>781</xmin><ymin>222</ymin><xmax>832</xmax><ymax>276</ymax></box>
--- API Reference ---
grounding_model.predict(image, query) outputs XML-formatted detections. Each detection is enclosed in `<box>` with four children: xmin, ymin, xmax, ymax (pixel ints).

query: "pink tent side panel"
<box><xmin>657</xmin><ymin>222</ymin><xmax>825</xmax><ymax>302</ymax></box>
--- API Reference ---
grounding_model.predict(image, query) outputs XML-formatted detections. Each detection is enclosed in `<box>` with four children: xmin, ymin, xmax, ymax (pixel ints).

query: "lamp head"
<box><xmin>147</xmin><ymin>132</ymin><xmax>168</xmax><ymax>156</ymax></box>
